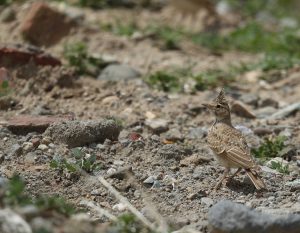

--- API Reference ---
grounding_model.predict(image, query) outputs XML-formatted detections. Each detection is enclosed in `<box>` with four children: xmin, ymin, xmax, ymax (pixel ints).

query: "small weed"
<box><xmin>193</xmin><ymin>22</ymin><xmax>300</xmax><ymax>59</ymax></box>
<box><xmin>63</xmin><ymin>42</ymin><xmax>107</xmax><ymax>76</ymax></box>
<box><xmin>76</xmin><ymin>0</ymin><xmax>107</xmax><ymax>9</ymax></box>
<box><xmin>0</xmin><ymin>80</ymin><xmax>11</xmax><ymax>97</ymax></box>
<box><xmin>270</xmin><ymin>161</ymin><xmax>290</xmax><ymax>174</ymax></box>
<box><xmin>147</xmin><ymin>26</ymin><xmax>182</xmax><ymax>50</ymax></box>
<box><xmin>110</xmin><ymin>213</ymin><xmax>154</xmax><ymax>233</ymax></box>
<box><xmin>35</xmin><ymin>195</ymin><xmax>76</xmax><ymax>216</ymax></box>
<box><xmin>252</xmin><ymin>136</ymin><xmax>286</xmax><ymax>160</ymax></box>
<box><xmin>2</xmin><ymin>175</ymin><xmax>76</xmax><ymax>216</ymax></box>
<box><xmin>101</xmin><ymin>21</ymin><xmax>139</xmax><ymax>37</ymax></box>
<box><xmin>50</xmin><ymin>149</ymin><xmax>102</xmax><ymax>174</ymax></box>
<box><xmin>4</xmin><ymin>175</ymin><xmax>31</xmax><ymax>206</ymax></box>
<box><xmin>193</xmin><ymin>69</ymin><xmax>235</xmax><ymax>91</ymax></box>
<box><xmin>146</xmin><ymin>71</ymin><xmax>182</xmax><ymax>92</ymax></box>
<box><xmin>71</xmin><ymin>148</ymin><xmax>102</xmax><ymax>173</ymax></box>
<box><xmin>50</xmin><ymin>157</ymin><xmax>77</xmax><ymax>173</ymax></box>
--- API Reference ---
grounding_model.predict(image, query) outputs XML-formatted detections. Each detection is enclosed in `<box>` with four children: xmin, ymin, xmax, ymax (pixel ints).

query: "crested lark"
<box><xmin>203</xmin><ymin>89</ymin><xmax>266</xmax><ymax>190</ymax></box>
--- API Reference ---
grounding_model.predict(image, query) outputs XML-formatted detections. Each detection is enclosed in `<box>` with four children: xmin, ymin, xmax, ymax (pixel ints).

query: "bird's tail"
<box><xmin>245</xmin><ymin>169</ymin><xmax>266</xmax><ymax>190</ymax></box>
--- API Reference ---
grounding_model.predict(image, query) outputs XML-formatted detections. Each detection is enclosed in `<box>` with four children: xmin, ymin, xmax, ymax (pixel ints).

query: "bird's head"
<box><xmin>203</xmin><ymin>89</ymin><xmax>231</xmax><ymax>122</ymax></box>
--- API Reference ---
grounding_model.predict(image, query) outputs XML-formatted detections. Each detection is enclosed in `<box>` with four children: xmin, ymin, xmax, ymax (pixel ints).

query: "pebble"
<box><xmin>231</xmin><ymin>101</ymin><xmax>256</xmax><ymax>119</ymax></box>
<box><xmin>186</xmin><ymin>127</ymin><xmax>207</xmax><ymax>139</ymax></box>
<box><xmin>267</xmin><ymin>102</ymin><xmax>300</xmax><ymax>120</ymax></box>
<box><xmin>145</xmin><ymin>118</ymin><xmax>169</xmax><ymax>134</ymax></box>
<box><xmin>143</xmin><ymin>176</ymin><xmax>156</xmax><ymax>184</ymax></box>
<box><xmin>266</xmin><ymin>157</ymin><xmax>289</xmax><ymax>168</ymax></box>
<box><xmin>0</xmin><ymin>208</ymin><xmax>32</xmax><ymax>233</ymax></box>
<box><xmin>98</xmin><ymin>64</ymin><xmax>140</xmax><ymax>81</ymax></box>
<box><xmin>22</xmin><ymin>142</ymin><xmax>34</xmax><ymax>152</ymax></box>
<box><xmin>201</xmin><ymin>197</ymin><xmax>214</xmax><ymax>207</ymax></box>
<box><xmin>10</xmin><ymin>144</ymin><xmax>22</xmax><ymax>157</ymax></box>
<box><xmin>112</xmin><ymin>203</ymin><xmax>127</xmax><ymax>212</ymax></box>
<box><xmin>285</xmin><ymin>179</ymin><xmax>300</xmax><ymax>191</ymax></box>
<box><xmin>37</xmin><ymin>144</ymin><xmax>48</xmax><ymax>151</ymax></box>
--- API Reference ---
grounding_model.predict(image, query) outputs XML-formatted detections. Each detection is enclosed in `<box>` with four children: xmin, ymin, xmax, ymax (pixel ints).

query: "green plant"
<box><xmin>71</xmin><ymin>148</ymin><xmax>102</xmax><ymax>173</ymax></box>
<box><xmin>3</xmin><ymin>175</ymin><xmax>76</xmax><ymax>216</ymax></box>
<box><xmin>110</xmin><ymin>213</ymin><xmax>154</xmax><ymax>233</ymax></box>
<box><xmin>0</xmin><ymin>80</ymin><xmax>10</xmax><ymax>97</ymax></box>
<box><xmin>63</xmin><ymin>42</ymin><xmax>107</xmax><ymax>76</ymax></box>
<box><xmin>252</xmin><ymin>136</ymin><xmax>286</xmax><ymax>160</ymax></box>
<box><xmin>50</xmin><ymin>156</ymin><xmax>77</xmax><ymax>173</ymax></box>
<box><xmin>270</xmin><ymin>161</ymin><xmax>290</xmax><ymax>174</ymax></box>
<box><xmin>146</xmin><ymin>71</ymin><xmax>181</xmax><ymax>92</ymax></box>
<box><xmin>76</xmin><ymin>0</ymin><xmax>107</xmax><ymax>8</ymax></box>
<box><xmin>146</xmin><ymin>25</ymin><xmax>182</xmax><ymax>50</ymax></box>
<box><xmin>35</xmin><ymin>195</ymin><xmax>76</xmax><ymax>216</ymax></box>
<box><xmin>4</xmin><ymin>175</ymin><xmax>31</xmax><ymax>206</ymax></box>
<box><xmin>192</xmin><ymin>22</ymin><xmax>300</xmax><ymax>60</ymax></box>
<box><xmin>193</xmin><ymin>69</ymin><xmax>235</xmax><ymax>91</ymax></box>
<box><xmin>108</xmin><ymin>21</ymin><xmax>138</xmax><ymax>37</ymax></box>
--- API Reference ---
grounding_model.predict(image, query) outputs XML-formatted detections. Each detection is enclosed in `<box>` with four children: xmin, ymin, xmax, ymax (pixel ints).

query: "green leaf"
<box><xmin>71</xmin><ymin>148</ymin><xmax>84</xmax><ymax>159</ymax></box>
<box><xmin>1</xmin><ymin>80</ymin><xmax>9</xmax><ymax>89</ymax></box>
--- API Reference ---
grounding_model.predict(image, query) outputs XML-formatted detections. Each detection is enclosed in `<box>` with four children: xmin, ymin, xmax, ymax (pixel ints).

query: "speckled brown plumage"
<box><xmin>204</xmin><ymin>89</ymin><xmax>266</xmax><ymax>190</ymax></box>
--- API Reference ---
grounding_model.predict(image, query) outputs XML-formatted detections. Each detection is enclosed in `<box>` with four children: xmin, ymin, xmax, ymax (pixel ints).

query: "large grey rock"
<box><xmin>0</xmin><ymin>209</ymin><xmax>32</xmax><ymax>233</ymax></box>
<box><xmin>98</xmin><ymin>64</ymin><xmax>140</xmax><ymax>81</ymax></box>
<box><xmin>267</xmin><ymin>102</ymin><xmax>300</xmax><ymax>120</ymax></box>
<box><xmin>44</xmin><ymin>119</ymin><xmax>122</xmax><ymax>148</ymax></box>
<box><xmin>208</xmin><ymin>200</ymin><xmax>300</xmax><ymax>233</ymax></box>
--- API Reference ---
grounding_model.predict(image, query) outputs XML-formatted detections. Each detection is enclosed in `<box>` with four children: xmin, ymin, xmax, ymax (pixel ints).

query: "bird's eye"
<box><xmin>216</xmin><ymin>104</ymin><xmax>221</xmax><ymax>108</ymax></box>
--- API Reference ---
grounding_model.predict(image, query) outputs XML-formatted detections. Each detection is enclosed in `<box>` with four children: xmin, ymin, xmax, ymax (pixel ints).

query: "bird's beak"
<box><xmin>202</xmin><ymin>103</ymin><xmax>214</xmax><ymax>109</ymax></box>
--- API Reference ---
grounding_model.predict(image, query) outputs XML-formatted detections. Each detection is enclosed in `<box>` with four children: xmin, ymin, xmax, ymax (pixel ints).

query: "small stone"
<box><xmin>22</xmin><ymin>142</ymin><xmax>33</xmax><ymax>152</ymax></box>
<box><xmin>256</xmin><ymin>106</ymin><xmax>277</xmax><ymax>118</ymax></box>
<box><xmin>106</xmin><ymin>168</ymin><xmax>117</xmax><ymax>175</ymax></box>
<box><xmin>20</xmin><ymin>2</ymin><xmax>75</xmax><ymax>46</ymax></box>
<box><xmin>253</xmin><ymin>128</ymin><xmax>273</xmax><ymax>136</ymax></box>
<box><xmin>102</xmin><ymin>96</ymin><xmax>119</xmax><ymax>104</ymax></box>
<box><xmin>37</xmin><ymin>144</ymin><xmax>48</xmax><ymax>151</ymax></box>
<box><xmin>267</xmin><ymin>102</ymin><xmax>300</xmax><ymax>120</ymax></box>
<box><xmin>163</xmin><ymin>128</ymin><xmax>183</xmax><ymax>142</ymax></box>
<box><xmin>186</xmin><ymin>127</ymin><xmax>207</xmax><ymax>139</ymax></box>
<box><xmin>107</xmin><ymin>166</ymin><xmax>133</xmax><ymax>180</ymax></box>
<box><xmin>231</xmin><ymin>101</ymin><xmax>256</xmax><ymax>119</ymax></box>
<box><xmin>112</xmin><ymin>203</ymin><xmax>127</xmax><ymax>212</ymax></box>
<box><xmin>98</xmin><ymin>64</ymin><xmax>140</xmax><ymax>81</ymax></box>
<box><xmin>0</xmin><ymin>208</ymin><xmax>32</xmax><ymax>233</ymax></box>
<box><xmin>145</xmin><ymin>111</ymin><xmax>156</xmax><ymax>119</ymax></box>
<box><xmin>143</xmin><ymin>176</ymin><xmax>156</xmax><ymax>184</ymax></box>
<box><xmin>0</xmin><ymin>7</ymin><xmax>16</xmax><ymax>22</ymax></box>
<box><xmin>180</xmin><ymin>155</ymin><xmax>210</xmax><ymax>166</ymax></box>
<box><xmin>41</xmin><ymin>136</ymin><xmax>51</xmax><ymax>145</ymax></box>
<box><xmin>259</xmin><ymin>98</ymin><xmax>279</xmax><ymax>108</ymax></box>
<box><xmin>239</xmin><ymin>93</ymin><xmax>259</xmax><ymax>106</ymax></box>
<box><xmin>145</xmin><ymin>119</ymin><xmax>169</xmax><ymax>134</ymax></box>
<box><xmin>10</xmin><ymin>144</ymin><xmax>22</xmax><ymax>157</ymax></box>
<box><xmin>90</xmin><ymin>189</ymin><xmax>101</xmax><ymax>196</ymax></box>
<box><xmin>201</xmin><ymin>197</ymin><xmax>214</xmax><ymax>207</ymax></box>
<box><xmin>286</xmin><ymin>179</ymin><xmax>300</xmax><ymax>191</ymax></box>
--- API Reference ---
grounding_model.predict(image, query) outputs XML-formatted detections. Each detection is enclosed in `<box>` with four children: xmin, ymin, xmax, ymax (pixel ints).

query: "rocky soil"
<box><xmin>0</xmin><ymin>1</ymin><xmax>299</xmax><ymax>233</ymax></box>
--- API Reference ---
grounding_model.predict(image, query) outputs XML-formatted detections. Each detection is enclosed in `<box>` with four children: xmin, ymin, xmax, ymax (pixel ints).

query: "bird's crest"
<box><xmin>215</xmin><ymin>88</ymin><xmax>227</xmax><ymax>104</ymax></box>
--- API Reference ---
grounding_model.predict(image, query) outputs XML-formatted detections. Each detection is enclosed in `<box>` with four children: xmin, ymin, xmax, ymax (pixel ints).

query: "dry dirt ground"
<box><xmin>0</xmin><ymin>2</ymin><xmax>300</xmax><ymax>232</ymax></box>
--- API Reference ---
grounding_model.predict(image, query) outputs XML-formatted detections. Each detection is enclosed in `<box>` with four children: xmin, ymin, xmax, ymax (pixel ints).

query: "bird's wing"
<box><xmin>208</xmin><ymin>124</ymin><xmax>256</xmax><ymax>168</ymax></box>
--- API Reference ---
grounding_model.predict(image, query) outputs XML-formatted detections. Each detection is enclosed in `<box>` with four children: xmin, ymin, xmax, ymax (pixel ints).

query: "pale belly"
<box><xmin>213</xmin><ymin>153</ymin><xmax>241</xmax><ymax>169</ymax></box>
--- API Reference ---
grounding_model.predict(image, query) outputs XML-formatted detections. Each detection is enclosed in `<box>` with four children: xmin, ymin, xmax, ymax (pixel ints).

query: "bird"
<box><xmin>203</xmin><ymin>89</ymin><xmax>266</xmax><ymax>190</ymax></box>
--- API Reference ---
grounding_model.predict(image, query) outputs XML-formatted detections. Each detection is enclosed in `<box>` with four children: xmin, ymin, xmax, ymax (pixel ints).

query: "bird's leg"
<box><xmin>228</xmin><ymin>168</ymin><xmax>242</xmax><ymax>180</ymax></box>
<box><xmin>214</xmin><ymin>168</ymin><xmax>230</xmax><ymax>190</ymax></box>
